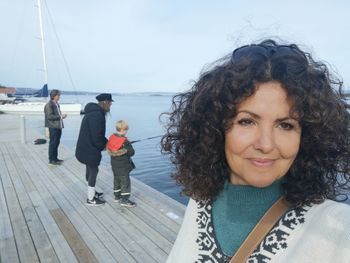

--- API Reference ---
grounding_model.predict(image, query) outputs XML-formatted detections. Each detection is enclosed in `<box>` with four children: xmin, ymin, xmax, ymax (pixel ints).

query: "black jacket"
<box><xmin>75</xmin><ymin>103</ymin><xmax>107</xmax><ymax>166</ymax></box>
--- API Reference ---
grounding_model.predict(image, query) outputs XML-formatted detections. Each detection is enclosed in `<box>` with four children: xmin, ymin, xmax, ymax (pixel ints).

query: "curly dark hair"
<box><xmin>161</xmin><ymin>39</ymin><xmax>350</xmax><ymax>206</ymax></box>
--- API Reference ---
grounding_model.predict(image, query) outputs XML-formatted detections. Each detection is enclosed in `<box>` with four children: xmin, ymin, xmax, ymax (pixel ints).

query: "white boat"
<box><xmin>0</xmin><ymin>101</ymin><xmax>81</xmax><ymax>115</ymax></box>
<box><xmin>0</xmin><ymin>85</ymin><xmax>82</xmax><ymax>115</ymax></box>
<box><xmin>0</xmin><ymin>0</ymin><xmax>81</xmax><ymax>115</ymax></box>
<box><xmin>0</xmin><ymin>93</ymin><xmax>15</xmax><ymax>103</ymax></box>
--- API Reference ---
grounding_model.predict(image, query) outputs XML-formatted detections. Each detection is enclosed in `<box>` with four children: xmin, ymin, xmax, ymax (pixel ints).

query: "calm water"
<box><xmin>27</xmin><ymin>94</ymin><xmax>189</xmax><ymax>205</ymax></box>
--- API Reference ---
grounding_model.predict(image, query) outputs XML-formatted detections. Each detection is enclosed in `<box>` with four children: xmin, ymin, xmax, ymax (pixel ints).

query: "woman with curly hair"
<box><xmin>162</xmin><ymin>39</ymin><xmax>350</xmax><ymax>262</ymax></box>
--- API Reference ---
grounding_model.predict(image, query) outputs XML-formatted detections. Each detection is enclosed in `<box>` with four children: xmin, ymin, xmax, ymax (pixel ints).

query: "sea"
<box><xmin>26</xmin><ymin>94</ymin><xmax>189</xmax><ymax>205</ymax></box>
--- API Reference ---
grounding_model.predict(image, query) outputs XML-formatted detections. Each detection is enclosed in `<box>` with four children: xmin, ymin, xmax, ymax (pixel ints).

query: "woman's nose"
<box><xmin>253</xmin><ymin>127</ymin><xmax>275</xmax><ymax>153</ymax></box>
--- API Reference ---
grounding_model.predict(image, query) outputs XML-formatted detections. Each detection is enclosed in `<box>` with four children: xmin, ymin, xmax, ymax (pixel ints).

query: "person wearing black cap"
<box><xmin>75</xmin><ymin>93</ymin><xmax>114</xmax><ymax>206</ymax></box>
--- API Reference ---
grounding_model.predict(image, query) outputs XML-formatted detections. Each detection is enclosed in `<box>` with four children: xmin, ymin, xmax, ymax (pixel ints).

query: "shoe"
<box><xmin>49</xmin><ymin>160</ymin><xmax>61</xmax><ymax>166</ymax></box>
<box><xmin>86</xmin><ymin>197</ymin><xmax>105</xmax><ymax>206</ymax></box>
<box><xmin>114</xmin><ymin>196</ymin><xmax>122</xmax><ymax>202</ymax></box>
<box><xmin>95</xmin><ymin>191</ymin><xmax>104</xmax><ymax>198</ymax></box>
<box><xmin>56</xmin><ymin>158</ymin><xmax>64</xmax><ymax>163</ymax></box>
<box><xmin>120</xmin><ymin>199</ymin><xmax>136</xmax><ymax>208</ymax></box>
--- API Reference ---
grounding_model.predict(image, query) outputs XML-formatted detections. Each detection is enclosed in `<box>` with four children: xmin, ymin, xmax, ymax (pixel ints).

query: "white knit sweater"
<box><xmin>167</xmin><ymin>199</ymin><xmax>350</xmax><ymax>263</ymax></box>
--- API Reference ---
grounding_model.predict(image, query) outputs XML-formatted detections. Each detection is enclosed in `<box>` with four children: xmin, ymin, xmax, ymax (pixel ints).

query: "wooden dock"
<box><xmin>0</xmin><ymin>114</ymin><xmax>185</xmax><ymax>263</ymax></box>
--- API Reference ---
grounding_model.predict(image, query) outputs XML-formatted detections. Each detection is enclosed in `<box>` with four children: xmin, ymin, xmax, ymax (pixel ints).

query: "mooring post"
<box><xmin>20</xmin><ymin>115</ymin><xmax>26</xmax><ymax>144</ymax></box>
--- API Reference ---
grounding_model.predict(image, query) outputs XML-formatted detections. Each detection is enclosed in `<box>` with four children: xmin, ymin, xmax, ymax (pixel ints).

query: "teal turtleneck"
<box><xmin>212</xmin><ymin>179</ymin><xmax>283</xmax><ymax>256</ymax></box>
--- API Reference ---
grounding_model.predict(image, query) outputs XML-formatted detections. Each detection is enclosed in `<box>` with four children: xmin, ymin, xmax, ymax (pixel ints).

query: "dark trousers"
<box><xmin>86</xmin><ymin>165</ymin><xmax>99</xmax><ymax>187</ymax></box>
<box><xmin>48</xmin><ymin>128</ymin><xmax>62</xmax><ymax>162</ymax></box>
<box><xmin>112</xmin><ymin>166</ymin><xmax>131</xmax><ymax>200</ymax></box>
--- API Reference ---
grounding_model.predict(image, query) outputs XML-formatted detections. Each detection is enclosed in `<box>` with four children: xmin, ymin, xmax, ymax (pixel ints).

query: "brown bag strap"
<box><xmin>230</xmin><ymin>197</ymin><xmax>289</xmax><ymax>263</ymax></box>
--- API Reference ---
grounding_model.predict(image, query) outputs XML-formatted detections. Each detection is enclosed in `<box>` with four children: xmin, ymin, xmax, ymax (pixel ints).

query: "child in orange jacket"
<box><xmin>107</xmin><ymin>120</ymin><xmax>136</xmax><ymax>207</ymax></box>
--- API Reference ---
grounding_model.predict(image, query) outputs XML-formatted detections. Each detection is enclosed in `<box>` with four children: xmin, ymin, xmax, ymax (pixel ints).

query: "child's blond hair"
<box><xmin>115</xmin><ymin>120</ymin><xmax>129</xmax><ymax>132</ymax></box>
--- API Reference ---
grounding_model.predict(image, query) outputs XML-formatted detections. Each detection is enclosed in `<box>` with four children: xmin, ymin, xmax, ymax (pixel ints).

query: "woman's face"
<box><xmin>225</xmin><ymin>81</ymin><xmax>301</xmax><ymax>187</ymax></box>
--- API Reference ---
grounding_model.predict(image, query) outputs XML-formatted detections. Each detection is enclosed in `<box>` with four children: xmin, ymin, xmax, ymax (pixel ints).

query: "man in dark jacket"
<box><xmin>44</xmin><ymin>89</ymin><xmax>67</xmax><ymax>165</ymax></box>
<box><xmin>75</xmin><ymin>93</ymin><xmax>113</xmax><ymax>206</ymax></box>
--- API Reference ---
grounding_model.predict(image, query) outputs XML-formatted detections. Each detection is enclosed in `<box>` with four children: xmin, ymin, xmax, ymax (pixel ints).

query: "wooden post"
<box><xmin>45</xmin><ymin>127</ymin><xmax>50</xmax><ymax>139</ymax></box>
<box><xmin>20</xmin><ymin>115</ymin><xmax>26</xmax><ymax>144</ymax></box>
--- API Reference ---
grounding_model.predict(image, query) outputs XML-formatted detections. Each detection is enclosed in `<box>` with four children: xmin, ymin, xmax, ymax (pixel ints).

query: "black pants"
<box><xmin>112</xmin><ymin>166</ymin><xmax>131</xmax><ymax>200</ymax></box>
<box><xmin>86</xmin><ymin>165</ymin><xmax>99</xmax><ymax>187</ymax></box>
<box><xmin>48</xmin><ymin>128</ymin><xmax>62</xmax><ymax>162</ymax></box>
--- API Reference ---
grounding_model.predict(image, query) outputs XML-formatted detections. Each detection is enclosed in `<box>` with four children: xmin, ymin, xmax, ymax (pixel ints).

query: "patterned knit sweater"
<box><xmin>167</xmin><ymin>196</ymin><xmax>350</xmax><ymax>263</ymax></box>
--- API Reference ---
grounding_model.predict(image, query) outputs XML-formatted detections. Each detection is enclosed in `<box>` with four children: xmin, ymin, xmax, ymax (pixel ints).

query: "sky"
<box><xmin>0</xmin><ymin>0</ymin><xmax>349</xmax><ymax>93</ymax></box>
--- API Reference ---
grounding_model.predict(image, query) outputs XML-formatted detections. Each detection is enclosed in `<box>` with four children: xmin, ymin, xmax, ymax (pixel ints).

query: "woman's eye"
<box><xmin>237</xmin><ymin>118</ymin><xmax>254</xmax><ymax>126</ymax></box>
<box><xmin>279</xmin><ymin>122</ymin><xmax>294</xmax><ymax>130</ymax></box>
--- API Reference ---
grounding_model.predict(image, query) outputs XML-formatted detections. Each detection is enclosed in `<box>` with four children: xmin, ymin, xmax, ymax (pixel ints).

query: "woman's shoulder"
<box><xmin>291</xmin><ymin>199</ymin><xmax>350</xmax><ymax>237</ymax></box>
<box><xmin>166</xmin><ymin>198</ymin><xmax>201</xmax><ymax>263</ymax></box>
<box><xmin>311</xmin><ymin>199</ymin><xmax>350</xmax><ymax>211</ymax></box>
<box><xmin>267</xmin><ymin>199</ymin><xmax>350</xmax><ymax>262</ymax></box>
<box><xmin>310</xmin><ymin>199</ymin><xmax>350</xmax><ymax>221</ymax></box>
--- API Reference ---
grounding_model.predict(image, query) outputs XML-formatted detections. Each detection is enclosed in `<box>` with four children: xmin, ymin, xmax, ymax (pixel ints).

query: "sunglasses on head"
<box><xmin>231</xmin><ymin>43</ymin><xmax>306</xmax><ymax>63</ymax></box>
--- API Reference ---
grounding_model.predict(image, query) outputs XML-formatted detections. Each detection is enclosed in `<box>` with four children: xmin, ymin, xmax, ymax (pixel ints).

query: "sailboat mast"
<box><xmin>37</xmin><ymin>0</ymin><xmax>48</xmax><ymax>86</ymax></box>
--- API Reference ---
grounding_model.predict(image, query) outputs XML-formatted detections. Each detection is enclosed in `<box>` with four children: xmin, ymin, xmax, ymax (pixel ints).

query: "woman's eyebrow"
<box><xmin>275</xmin><ymin>117</ymin><xmax>299</xmax><ymax>122</ymax></box>
<box><xmin>236</xmin><ymin>111</ymin><xmax>299</xmax><ymax>122</ymax></box>
<box><xmin>235</xmin><ymin>110</ymin><xmax>260</xmax><ymax>119</ymax></box>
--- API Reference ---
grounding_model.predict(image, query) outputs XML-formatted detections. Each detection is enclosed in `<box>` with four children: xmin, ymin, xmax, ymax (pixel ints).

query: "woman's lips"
<box><xmin>249</xmin><ymin>158</ymin><xmax>275</xmax><ymax>167</ymax></box>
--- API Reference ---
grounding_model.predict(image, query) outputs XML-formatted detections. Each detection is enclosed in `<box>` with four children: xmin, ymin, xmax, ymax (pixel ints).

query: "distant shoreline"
<box><xmin>61</xmin><ymin>90</ymin><xmax>177</xmax><ymax>96</ymax></box>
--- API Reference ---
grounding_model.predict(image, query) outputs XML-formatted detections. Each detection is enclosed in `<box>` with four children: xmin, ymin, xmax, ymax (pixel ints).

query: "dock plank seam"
<box><xmin>0</xmin><ymin>147</ymin><xmax>20</xmax><ymax>263</ymax></box>
<box><xmin>26</xmin><ymin>142</ymin><xmax>169</xmax><ymax>262</ymax></box>
<box><xmin>9</xmin><ymin>142</ymin><xmax>120</xmax><ymax>262</ymax></box>
<box><xmin>33</xmin><ymin>146</ymin><xmax>164</xmax><ymax>262</ymax></box>
<box><xmin>58</xmin><ymin>146</ymin><xmax>182</xmax><ymax>241</ymax></box>
<box><xmin>50</xmin><ymin>208</ymin><xmax>98</xmax><ymax>263</ymax></box>
<box><xmin>2</xmin><ymin>142</ymin><xmax>60</xmax><ymax>262</ymax></box>
<box><xmin>1</xmin><ymin>144</ymin><xmax>40</xmax><ymax>262</ymax></box>
<box><xmin>0</xmin><ymin>114</ymin><xmax>186</xmax><ymax>263</ymax></box>
<box><xmin>13</xmin><ymin>142</ymin><xmax>137</xmax><ymax>263</ymax></box>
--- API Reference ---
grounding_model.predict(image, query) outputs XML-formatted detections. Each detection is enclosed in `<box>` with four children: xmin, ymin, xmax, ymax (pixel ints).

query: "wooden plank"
<box><xmin>60</xmin><ymin>143</ymin><xmax>185</xmax><ymax>226</ymax></box>
<box><xmin>50</xmin><ymin>208</ymin><xmax>98</xmax><ymax>263</ymax></box>
<box><xmin>103</xmin><ymin>194</ymin><xmax>174</xmax><ymax>253</ymax></box>
<box><xmin>96</xmin><ymin>201</ymin><xmax>169</xmax><ymax>262</ymax></box>
<box><xmin>2</xmin><ymin>143</ymin><xmax>60</xmax><ymax>262</ymax></box>
<box><xmin>29</xmin><ymin>143</ymin><xmax>169</xmax><ymax>262</ymax></box>
<box><xmin>60</xmin><ymin>149</ymin><xmax>183</xmax><ymax>238</ymax></box>
<box><xmin>0</xmin><ymin>115</ymin><xmax>186</xmax><ymax>262</ymax></box>
<box><xmin>0</xmin><ymin>148</ymin><xmax>20</xmax><ymax>263</ymax></box>
<box><xmin>46</xmin><ymin>148</ymin><xmax>173</xmax><ymax>245</ymax></box>
<box><xmin>65</xmin><ymin>184</ymin><xmax>172</xmax><ymax>261</ymax></box>
<box><xmin>95</xmin><ymin>164</ymin><xmax>183</xmax><ymax>238</ymax></box>
<box><xmin>28</xmin><ymin>191</ymin><xmax>78</xmax><ymax>263</ymax></box>
<box><xmin>11</xmin><ymin>142</ymin><xmax>135</xmax><ymax>263</ymax></box>
<box><xmin>100</xmin><ymin>162</ymin><xmax>185</xmax><ymax>224</ymax></box>
<box><xmin>32</xmin><ymin>151</ymin><xmax>157</xmax><ymax>262</ymax></box>
<box><xmin>0</xmin><ymin>144</ymin><xmax>39</xmax><ymax>262</ymax></box>
<box><xmin>58</xmin><ymin>147</ymin><xmax>181</xmax><ymax>248</ymax></box>
<box><xmin>60</xmin><ymin>158</ymin><xmax>178</xmax><ymax>245</ymax></box>
<box><xmin>9</xmin><ymin>142</ymin><xmax>120</xmax><ymax>263</ymax></box>
<box><xmin>5</xmin><ymin>142</ymin><xmax>78</xmax><ymax>263</ymax></box>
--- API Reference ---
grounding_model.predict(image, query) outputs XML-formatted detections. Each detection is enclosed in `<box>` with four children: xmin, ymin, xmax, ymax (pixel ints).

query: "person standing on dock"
<box><xmin>44</xmin><ymin>89</ymin><xmax>67</xmax><ymax>166</ymax></box>
<box><xmin>107</xmin><ymin>120</ymin><xmax>136</xmax><ymax>208</ymax></box>
<box><xmin>75</xmin><ymin>93</ymin><xmax>113</xmax><ymax>206</ymax></box>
